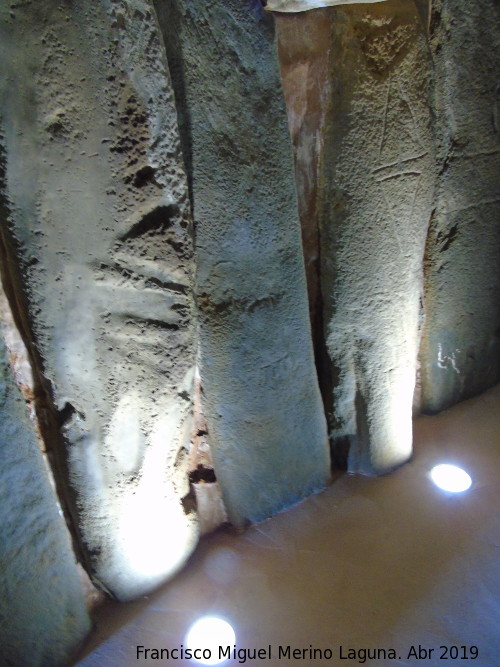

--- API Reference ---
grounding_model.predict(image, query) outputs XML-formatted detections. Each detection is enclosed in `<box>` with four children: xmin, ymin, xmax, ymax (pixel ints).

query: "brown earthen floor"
<box><xmin>74</xmin><ymin>383</ymin><xmax>500</xmax><ymax>666</ymax></box>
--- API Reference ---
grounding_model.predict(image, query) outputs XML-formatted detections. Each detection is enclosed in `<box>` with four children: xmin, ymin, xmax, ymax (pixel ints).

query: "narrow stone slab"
<box><xmin>0</xmin><ymin>328</ymin><xmax>90</xmax><ymax>666</ymax></box>
<box><xmin>317</xmin><ymin>0</ymin><xmax>434</xmax><ymax>473</ymax></box>
<box><xmin>155</xmin><ymin>0</ymin><xmax>330</xmax><ymax>526</ymax></box>
<box><xmin>419</xmin><ymin>0</ymin><xmax>500</xmax><ymax>413</ymax></box>
<box><xmin>275</xmin><ymin>8</ymin><xmax>337</xmax><ymax>453</ymax></box>
<box><xmin>0</xmin><ymin>0</ymin><xmax>198</xmax><ymax>600</ymax></box>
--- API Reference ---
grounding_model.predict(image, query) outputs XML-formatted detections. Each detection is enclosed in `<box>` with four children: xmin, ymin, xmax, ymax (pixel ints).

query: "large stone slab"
<box><xmin>316</xmin><ymin>0</ymin><xmax>434</xmax><ymax>473</ymax></box>
<box><xmin>419</xmin><ymin>0</ymin><xmax>500</xmax><ymax>413</ymax></box>
<box><xmin>0</xmin><ymin>0</ymin><xmax>198</xmax><ymax>600</ymax></box>
<box><xmin>154</xmin><ymin>0</ymin><xmax>330</xmax><ymax>526</ymax></box>
<box><xmin>0</xmin><ymin>328</ymin><xmax>90</xmax><ymax>666</ymax></box>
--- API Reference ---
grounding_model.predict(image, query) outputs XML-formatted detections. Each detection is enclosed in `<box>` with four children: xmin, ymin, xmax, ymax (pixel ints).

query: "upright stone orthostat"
<box><xmin>0</xmin><ymin>0</ymin><xmax>198</xmax><ymax>600</ymax></box>
<box><xmin>0</xmin><ymin>328</ymin><xmax>90</xmax><ymax>667</ymax></box>
<box><xmin>419</xmin><ymin>0</ymin><xmax>500</xmax><ymax>412</ymax></box>
<box><xmin>154</xmin><ymin>0</ymin><xmax>330</xmax><ymax>526</ymax></box>
<box><xmin>317</xmin><ymin>0</ymin><xmax>434</xmax><ymax>473</ymax></box>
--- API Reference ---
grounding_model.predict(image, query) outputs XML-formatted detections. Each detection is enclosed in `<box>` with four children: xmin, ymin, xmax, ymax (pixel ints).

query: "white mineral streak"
<box><xmin>266</xmin><ymin>0</ymin><xmax>387</xmax><ymax>13</ymax></box>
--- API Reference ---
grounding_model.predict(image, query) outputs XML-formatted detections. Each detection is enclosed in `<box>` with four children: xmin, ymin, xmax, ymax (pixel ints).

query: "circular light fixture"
<box><xmin>430</xmin><ymin>464</ymin><xmax>472</xmax><ymax>493</ymax></box>
<box><xmin>185</xmin><ymin>616</ymin><xmax>235</xmax><ymax>665</ymax></box>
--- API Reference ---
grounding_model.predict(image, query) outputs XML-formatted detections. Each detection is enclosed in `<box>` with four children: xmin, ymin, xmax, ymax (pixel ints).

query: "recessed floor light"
<box><xmin>430</xmin><ymin>464</ymin><xmax>472</xmax><ymax>493</ymax></box>
<box><xmin>185</xmin><ymin>616</ymin><xmax>236</xmax><ymax>665</ymax></box>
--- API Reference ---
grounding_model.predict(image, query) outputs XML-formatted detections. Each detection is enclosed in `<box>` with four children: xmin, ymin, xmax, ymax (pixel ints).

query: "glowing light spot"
<box><xmin>203</xmin><ymin>548</ymin><xmax>239</xmax><ymax>586</ymax></box>
<box><xmin>430</xmin><ymin>464</ymin><xmax>472</xmax><ymax>493</ymax></box>
<box><xmin>186</xmin><ymin>617</ymin><xmax>235</xmax><ymax>665</ymax></box>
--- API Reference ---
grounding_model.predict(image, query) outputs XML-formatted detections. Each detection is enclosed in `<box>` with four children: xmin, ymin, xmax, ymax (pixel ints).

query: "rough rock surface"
<box><xmin>154</xmin><ymin>0</ymin><xmax>330</xmax><ymax>526</ymax></box>
<box><xmin>0</xmin><ymin>329</ymin><xmax>90</xmax><ymax>666</ymax></box>
<box><xmin>315</xmin><ymin>0</ymin><xmax>434</xmax><ymax>473</ymax></box>
<box><xmin>266</xmin><ymin>0</ymin><xmax>386</xmax><ymax>12</ymax></box>
<box><xmin>0</xmin><ymin>0</ymin><xmax>198</xmax><ymax>600</ymax></box>
<box><xmin>419</xmin><ymin>0</ymin><xmax>500</xmax><ymax>412</ymax></box>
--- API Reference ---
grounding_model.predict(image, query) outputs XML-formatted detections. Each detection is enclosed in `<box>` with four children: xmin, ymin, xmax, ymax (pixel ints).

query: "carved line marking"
<box><xmin>94</xmin><ymin>261</ymin><xmax>189</xmax><ymax>295</ymax></box>
<box><xmin>396</xmin><ymin>77</ymin><xmax>425</xmax><ymax>152</ymax></box>
<box><xmin>378</xmin><ymin>75</ymin><xmax>391</xmax><ymax>162</ymax></box>
<box><xmin>437</xmin><ymin>343</ymin><xmax>460</xmax><ymax>374</ymax></box>
<box><xmin>457</xmin><ymin>149</ymin><xmax>500</xmax><ymax>159</ymax></box>
<box><xmin>494</xmin><ymin>84</ymin><xmax>500</xmax><ymax>133</ymax></box>
<box><xmin>372</xmin><ymin>151</ymin><xmax>428</xmax><ymax>174</ymax></box>
<box><xmin>378</xmin><ymin>174</ymin><xmax>424</xmax><ymax>258</ymax></box>
<box><xmin>448</xmin><ymin>198</ymin><xmax>500</xmax><ymax>214</ymax></box>
<box><xmin>260</xmin><ymin>353</ymin><xmax>289</xmax><ymax>370</ymax></box>
<box><xmin>409</xmin><ymin>173</ymin><xmax>422</xmax><ymax>227</ymax></box>
<box><xmin>376</xmin><ymin>170</ymin><xmax>421</xmax><ymax>183</ymax></box>
<box><xmin>380</xmin><ymin>188</ymin><xmax>404</xmax><ymax>258</ymax></box>
<box><xmin>118</xmin><ymin>204</ymin><xmax>178</xmax><ymax>243</ymax></box>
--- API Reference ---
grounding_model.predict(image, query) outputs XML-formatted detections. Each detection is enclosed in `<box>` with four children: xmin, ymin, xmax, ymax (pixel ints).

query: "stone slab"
<box><xmin>317</xmin><ymin>0</ymin><xmax>434</xmax><ymax>472</ymax></box>
<box><xmin>155</xmin><ymin>0</ymin><xmax>330</xmax><ymax>526</ymax></box>
<box><xmin>0</xmin><ymin>0</ymin><xmax>198</xmax><ymax>600</ymax></box>
<box><xmin>419</xmin><ymin>0</ymin><xmax>500</xmax><ymax>413</ymax></box>
<box><xmin>0</xmin><ymin>328</ymin><xmax>90</xmax><ymax>666</ymax></box>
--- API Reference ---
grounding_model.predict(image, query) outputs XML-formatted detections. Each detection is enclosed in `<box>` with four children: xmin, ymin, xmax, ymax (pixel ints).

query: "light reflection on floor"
<box><xmin>74</xmin><ymin>383</ymin><xmax>500</xmax><ymax>666</ymax></box>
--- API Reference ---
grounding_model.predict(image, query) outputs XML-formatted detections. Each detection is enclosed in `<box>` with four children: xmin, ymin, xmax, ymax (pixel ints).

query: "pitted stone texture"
<box><xmin>0</xmin><ymin>0</ymin><xmax>198</xmax><ymax>600</ymax></box>
<box><xmin>419</xmin><ymin>0</ymin><xmax>500</xmax><ymax>413</ymax></box>
<box><xmin>266</xmin><ymin>0</ymin><xmax>386</xmax><ymax>12</ymax></box>
<box><xmin>155</xmin><ymin>0</ymin><xmax>330</xmax><ymax>527</ymax></box>
<box><xmin>0</xmin><ymin>330</ymin><xmax>90</xmax><ymax>666</ymax></box>
<box><xmin>318</xmin><ymin>0</ymin><xmax>433</xmax><ymax>473</ymax></box>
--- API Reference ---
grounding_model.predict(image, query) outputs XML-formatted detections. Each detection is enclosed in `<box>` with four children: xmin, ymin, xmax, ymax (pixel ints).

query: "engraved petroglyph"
<box><xmin>318</xmin><ymin>1</ymin><xmax>434</xmax><ymax>472</ymax></box>
<box><xmin>420</xmin><ymin>0</ymin><xmax>500</xmax><ymax>412</ymax></box>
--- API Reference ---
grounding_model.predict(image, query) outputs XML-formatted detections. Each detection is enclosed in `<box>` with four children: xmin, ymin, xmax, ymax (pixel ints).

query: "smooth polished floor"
<box><xmin>74</xmin><ymin>384</ymin><xmax>500</xmax><ymax>666</ymax></box>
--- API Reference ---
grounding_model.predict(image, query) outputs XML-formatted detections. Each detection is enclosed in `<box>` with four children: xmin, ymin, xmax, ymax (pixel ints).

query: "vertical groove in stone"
<box><xmin>0</xmin><ymin>0</ymin><xmax>198</xmax><ymax>600</ymax></box>
<box><xmin>318</xmin><ymin>0</ymin><xmax>434</xmax><ymax>473</ymax></box>
<box><xmin>419</xmin><ymin>0</ymin><xmax>500</xmax><ymax>413</ymax></box>
<box><xmin>155</xmin><ymin>0</ymin><xmax>330</xmax><ymax>527</ymax></box>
